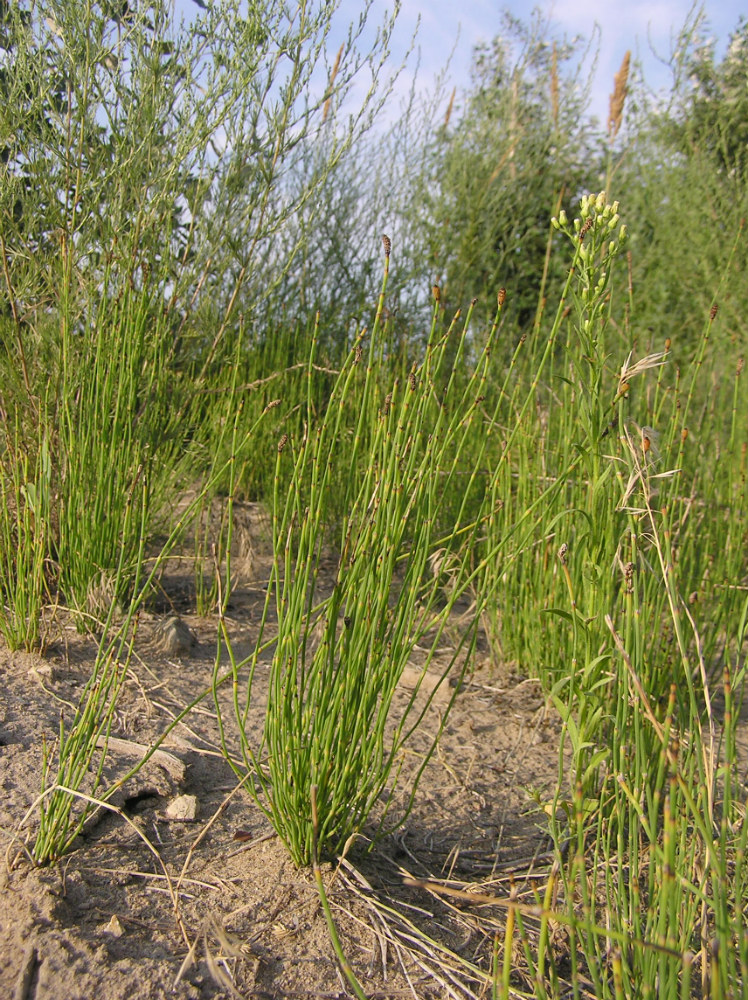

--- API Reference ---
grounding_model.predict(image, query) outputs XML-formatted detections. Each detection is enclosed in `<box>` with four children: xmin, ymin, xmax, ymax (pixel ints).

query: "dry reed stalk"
<box><xmin>607</xmin><ymin>51</ymin><xmax>630</xmax><ymax>139</ymax></box>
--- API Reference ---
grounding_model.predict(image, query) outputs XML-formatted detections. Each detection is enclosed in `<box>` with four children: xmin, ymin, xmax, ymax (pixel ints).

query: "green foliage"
<box><xmin>3</xmin><ymin>3</ymin><xmax>748</xmax><ymax>994</ymax></box>
<box><xmin>0</xmin><ymin>0</ymin><xmax>397</xmax><ymax>627</ymax></box>
<box><xmin>668</xmin><ymin>16</ymin><xmax>748</xmax><ymax>181</ymax></box>
<box><xmin>608</xmin><ymin>13</ymin><xmax>748</xmax><ymax>363</ymax></box>
<box><xmin>215</xmin><ymin>263</ymin><xmax>493</xmax><ymax>866</ymax></box>
<box><xmin>0</xmin><ymin>425</ymin><xmax>50</xmax><ymax>650</ymax></box>
<box><xmin>33</xmin><ymin>643</ymin><xmax>130</xmax><ymax>865</ymax></box>
<box><xmin>416</xmin><ymin>12</ymin><xmax>598</xmax><ymax>331</ymax></box>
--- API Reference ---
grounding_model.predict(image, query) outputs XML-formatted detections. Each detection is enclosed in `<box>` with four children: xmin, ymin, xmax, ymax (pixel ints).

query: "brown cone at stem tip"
<box><xmin>381</xmin><ymin>234</ymin><xmax>391</xmax><ymax>257</ymax></box>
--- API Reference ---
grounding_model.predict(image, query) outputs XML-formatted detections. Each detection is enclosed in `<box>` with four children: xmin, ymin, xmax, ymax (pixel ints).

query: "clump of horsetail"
<box><xmin>214</xmin><ymin>238</ymin><xmax>498</xmax><ymax>866</ymax></box>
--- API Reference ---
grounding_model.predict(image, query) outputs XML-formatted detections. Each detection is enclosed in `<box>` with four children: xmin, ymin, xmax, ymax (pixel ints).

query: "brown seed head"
<box><xmin>681</xmin><ymin>428</ymin><xmax>688</xmax><ymax>442</ymax></box>
<box><xmin>354</xmin><ymin>343</ymin><xmax>363</xmax><ymax>364</ymax></box>
<box><xmin>432</xmin><ymin>284</ymin><xmax>441</xmax><ymax>302</ymax></box>
<box><xmin>322</xmin><ymin>44</ymin><xmax>343</xmax><ymax>124</ymax></box>
<box><xmin>607</xmin><ymin>51</ymin><xmax>630</xmax><ymax>139</ymax></box>
<box><xmin>710</xmin><ymin>302</ymin><xmax>719</xmax><ymax>321</ymax></box>
<box><xmin>382</xmin><ymin>391</ymin><xmax>392</xmax><ymax>416</ymax></box>
<box><xmin>665</xmin><ymin>337</ymin><xmax>672</xmax><ymax>351</ymax></box>
<box><xmin>557</xmin><ymin>542</ymin><xmax>568</xmax><ymax>565</ymax></box>
<box><xmin>444</xmin><ymin>87</ymin><xmax>456</xmax><ymax>129</ymax></box>
<box><xmin>737</xmin><ymin>357</ymin><xmax>745</xmax><ymax>376</ymax></box>
<box><xmin>408</xmin><ymin>371</ymin><xmax>417</xmax><ymax>392</ymax></box>
<box><xmin>277</xmin><ymin>433</ymin><xmax>288</xmax><ymax>453</ymax></box>
<box><xmin>497</xmin><ymin>287</ymin><xmax>507</xmax><ymax>307</ymax></box>
<box><xmin>381</xmin><ymin>234</ymin><xmax>391</xmax><ymax>258</ymax></box>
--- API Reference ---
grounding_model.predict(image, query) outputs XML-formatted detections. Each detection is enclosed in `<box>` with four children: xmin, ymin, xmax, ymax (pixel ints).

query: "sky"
<box><xmin>170</xmin><ymin>0</ymin><xmax>747</xmax><ymax>131</ymax></box>
<box><xmin>333</xmin><ymin>0</ymin><xmax>746</xmax><ymax>127</ymax></box>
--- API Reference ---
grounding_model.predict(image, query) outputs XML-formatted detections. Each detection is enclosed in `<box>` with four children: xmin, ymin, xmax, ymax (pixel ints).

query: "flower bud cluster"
<box><xmin>551</xmin><ymin>191</ymin><xmax>627</xmax><ymax>258</ymax></box>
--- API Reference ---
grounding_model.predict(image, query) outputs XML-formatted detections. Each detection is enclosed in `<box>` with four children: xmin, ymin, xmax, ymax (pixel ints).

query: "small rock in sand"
<box><xmin>163</xmin><ymin>794</ymin><xmax>199</xmax><ymax>822</ymax></box>
<box><xmin>100</xmin><ymin>914</ymin><xmax>125</xmax><ymax>937</ymax></box>
<box><xmin>153</xmin><ymin>616</ymin><xmax>198</xmax><ymax>657</ymax></box>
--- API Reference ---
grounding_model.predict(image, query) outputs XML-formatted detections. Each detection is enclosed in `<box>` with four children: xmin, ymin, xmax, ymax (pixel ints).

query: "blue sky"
<box><xmin>171</xmin><ymin>1</ymin><xmax>746</xmax><ymax>129</ymax></box>
<box><xmin>335</xmin><ymin>0</ymin><xmax>746</xmax><ymax>126</ymax></box>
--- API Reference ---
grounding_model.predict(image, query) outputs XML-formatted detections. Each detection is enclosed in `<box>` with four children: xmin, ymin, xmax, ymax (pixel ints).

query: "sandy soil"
<box><xmin>0</xmin><ymin>506</ymin><xmax>565</xmax><ymax>1000</ymax></box>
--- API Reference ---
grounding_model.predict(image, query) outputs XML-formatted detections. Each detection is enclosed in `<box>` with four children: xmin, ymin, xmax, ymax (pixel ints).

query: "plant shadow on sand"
<box><xmin>1</xmin><ymin>508</ymin><xmax>567</xmax><ymax>1000</ymax></box>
